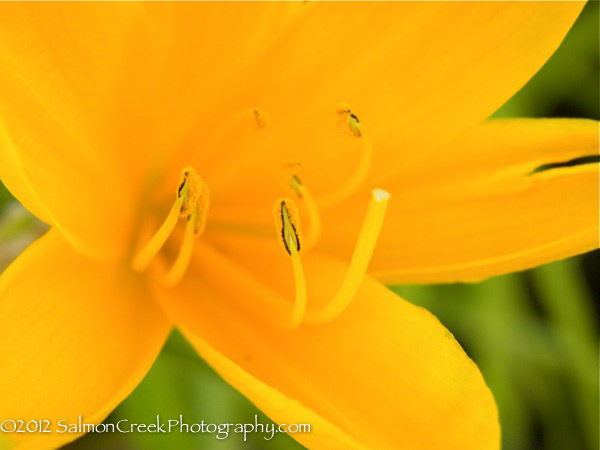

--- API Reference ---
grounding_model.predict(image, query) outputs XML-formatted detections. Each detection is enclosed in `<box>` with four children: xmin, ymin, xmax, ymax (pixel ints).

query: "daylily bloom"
<box><xmin>0</xmin><ymin>2</ymin><xmax>598</xmax><ymax>449</ymax></box>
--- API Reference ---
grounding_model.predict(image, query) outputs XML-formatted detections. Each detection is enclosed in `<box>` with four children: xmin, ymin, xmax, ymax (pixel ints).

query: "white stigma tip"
<box><xmin>372</xmin><ymin>189</ymin><xmax>390</xmax><ymax>202</ymax></box>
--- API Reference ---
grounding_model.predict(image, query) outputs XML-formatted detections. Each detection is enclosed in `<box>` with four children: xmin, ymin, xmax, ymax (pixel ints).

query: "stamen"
<box><xmin>162</xmin><ymin>207</ymin><xmax>198</xmax><ymax>286</ymax></box>
<box><xmin>132</xmin><ymin>167</ymin><xmax>209</xmax><ymax>279</ymax></box>
<box><xmin>202</xmin><ymin>108</ymin><xmax>270</xmax><ymax>155</ymax></box>
<box><xmin>253</xmin><ymin>109</ymin><xmax>270</xmax><ymax>129</ymax></box>
<box><xmin>178</xmin><ymin>168</ymin><xmax>204</xmax><ymax>218</ymax></box>
<box><xmin>202</xmin><ymin>108</ymin><xmax>271</xmax><ymax>191</ymax></box>
<box><xmin>273</xmin><ymin>198</ymin><xmax>302</xmax><ymax>255</ymax></box>
<box><xmin>335</xmin><ymin>102</ymin><xmax>362</xmax><ymax>137</ymax></box>
<box><xmin>191</xmin><ymin>178</ymin><xmax>210</xmax><ymax>236</ymax></box>
<box><xmin>307</xmin><ymin>189</ymin><xmax>390</xmax><ymax>323</ymax></box>
<box><xmin>318</xmin><ymin>103</ymin><xmax>373</xmax><ymax>208</ymax></box>
<box><xmin>273</xmin><ymin>198</ymin><xmax>307</xmax><ymax>328</ymax></box>
<box><xmin>132</xmin><ymin>188</ymin><xmax>187</xmax><ymax>272</ymax></box>
<box><xmin>283</xmin><ymin>164</ymin><xmax>322</xmax><ymax>250</ymax></box>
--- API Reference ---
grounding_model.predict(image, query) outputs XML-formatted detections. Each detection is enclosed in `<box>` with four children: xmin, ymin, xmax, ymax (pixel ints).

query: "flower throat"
<box><xmin>130</xmin><ymin>103</ymin><xmax>389</xmax><ymax>330</ymax></box>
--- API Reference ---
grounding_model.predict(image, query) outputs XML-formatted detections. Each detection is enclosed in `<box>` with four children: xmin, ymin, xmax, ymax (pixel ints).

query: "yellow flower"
<box><xmin>0</xmin><ymin>2</ymin><xmax>597</xmax><ymax>449</ymax></box>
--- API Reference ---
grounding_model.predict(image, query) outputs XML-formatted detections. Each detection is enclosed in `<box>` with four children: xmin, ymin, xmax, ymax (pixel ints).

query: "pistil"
<box><xmin>307</xmin><ymin>189</ymin><xmax>389</xmax><ymax>323</ymax></box>
<box><xmin>273</xmin><ymin>189</ymin><xmax>390</xmax><ymax>327</ymax></box>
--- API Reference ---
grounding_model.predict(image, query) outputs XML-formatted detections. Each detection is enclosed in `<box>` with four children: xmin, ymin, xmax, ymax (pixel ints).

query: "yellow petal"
<box><xmin>205</xmin><ymin>1</ymin><xmax>585</xmax><ymax>206</ymax></box>
<box><xmin>0</xmin><ymin>3</ymin><xmax>145</xmax><ymax>259</ymax></box>
<box><xmin>153</xmin><ymin>249</ymin><xmax>500</xmax><ymax>449</ymax></box>
<box><xmin>0</xmin><ymin>2</ymin><xmax>301</xmax><ymax>259</ymax></box>
<box><xmin>320</xmin><ymin>119</ymin><xmax>599</xmax><ymax>283</ymax></box>
<box><xmin>0</xmin><ymin>230</ymin><xmax>170</xmax><ymax>449</ymax></box>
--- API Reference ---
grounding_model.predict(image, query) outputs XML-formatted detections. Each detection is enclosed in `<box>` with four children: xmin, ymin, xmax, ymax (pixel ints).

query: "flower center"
<box><xmin>132</xmin><ymin>166</ymin><xmax>210</xmax><ymax>286</ymax></box>
<box><xmin>130</xmin><ymin>103</ymin><xmax>383</xmax><ymax>323</ymax></box>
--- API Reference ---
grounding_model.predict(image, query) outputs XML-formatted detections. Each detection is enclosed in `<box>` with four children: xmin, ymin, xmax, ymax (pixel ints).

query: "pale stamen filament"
<box><xmin>204</xmin><ymin>108</ymin><xmax>270</xmax><ymax>191</ymax></box>
<box><xmin>317</xmin><ymin>103</ymin><xmax>373</xmax><ymax>208</ymax></box>
<box><xmin>201</xmin><ymin>108</ymin><xmax>269</xmax><ymax>162</ymax></box>
<box><xmin>133</xmin><ymin>167</ymin><xmax>209</xmax><ymax>287</ymax></box>
<box><xmin>273</xmin><ymin>199</ymin><xmax>307</xmax><ymax>328</ymax></box>
<box><xmin>307</xmin><ymin>189</ymin><xmax>390</xmax><ymax>323</ymax></box>
<box><xmin>287</xmin><ymin>171</ymin><xmax>322</xmax><ymax>250</ymax></box>
<box><xmin>162</xmin><ymin>206</ymin><xmax>199</xmax><ymax>287</ymax></box>
<box><xmin>288</xmin><ymin>240</ymin><xmax>308</xmax><ymax>328</ymax></box>
<box><xmin>132</xmin><ymin>187</ymin><xmax>186</xmax><ymax>272</ymax></box>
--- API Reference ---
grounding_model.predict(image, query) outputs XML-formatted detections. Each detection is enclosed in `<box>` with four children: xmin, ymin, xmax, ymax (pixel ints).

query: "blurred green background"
<box><xmin>0</xmin><ymin>3</ymin><xmax>598</xmax><ymax>450</ymax></box>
